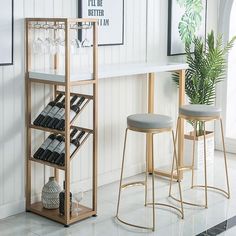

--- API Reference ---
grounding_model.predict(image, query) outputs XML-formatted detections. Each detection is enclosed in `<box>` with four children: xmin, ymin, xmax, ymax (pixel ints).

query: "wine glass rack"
<box><xmin>25</xmin><ymin>18</ymin><xmax>98</xmax><ymax>226</ymax></box>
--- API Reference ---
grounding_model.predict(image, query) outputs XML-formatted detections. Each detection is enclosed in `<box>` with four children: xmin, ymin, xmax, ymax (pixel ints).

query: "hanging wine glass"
<box><xmin>44</xmin><ymin>37</ymin><xmax>56</xmax><ymax>55</ymax></box>
<box><xmin>54</xmin><ymin>29</ymin><xmax>65</xmax><ymax>55</ymax></box>
<box><xmin>32</xmin><ymin>37</ymin><xmax>44</xmax><ymax>54</ymax></box>
<box><xmin>71</xmin><ymin>39</ymin><xmax>82</xmax><ymax>55</ymax></box>
<box><xmin>82</xmin><ymin>26</ymin><xmax>91</xmax><ymax>48</ymax></box>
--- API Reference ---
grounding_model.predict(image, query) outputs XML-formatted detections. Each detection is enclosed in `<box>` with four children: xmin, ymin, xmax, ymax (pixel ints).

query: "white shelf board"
<box><xmin>29</xmin><ymin>69</ymin><xmax>92</xmax><ymax>82</ymax></box>
<box><xmin>28</xmin><ymin>62</ymin><xmax>188</xmax><ymax>83</ymax></box>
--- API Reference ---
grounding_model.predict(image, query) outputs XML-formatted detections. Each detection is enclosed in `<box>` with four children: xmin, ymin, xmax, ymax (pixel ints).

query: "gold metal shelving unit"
<box><xmin>25</xmin><ymin>18</ymin><xmax>98</xmax><ymax>226</ymax></box>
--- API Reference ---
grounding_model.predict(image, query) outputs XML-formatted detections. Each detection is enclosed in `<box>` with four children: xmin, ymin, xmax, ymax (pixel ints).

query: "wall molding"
<box><xmin>0</xmin><ymin>162</ymin><xmax>145</xmax><ymax>220</ymax></box>
<box><xmin>0</xmin><ymin>200</ymin><xmax>25</xmax><ymax>220</ymax></box>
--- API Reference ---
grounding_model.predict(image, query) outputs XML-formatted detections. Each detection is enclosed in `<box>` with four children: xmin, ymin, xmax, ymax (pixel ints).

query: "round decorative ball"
<box><xmin>42</xmin><ymin>177</ymin><xmax>62</xmax><ymax>209</ymax></box>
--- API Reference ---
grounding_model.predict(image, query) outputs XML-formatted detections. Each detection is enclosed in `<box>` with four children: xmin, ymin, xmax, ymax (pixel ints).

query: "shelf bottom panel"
<box><xmin>28</xmin><ymin>202</ymin><xmax>95</xmax><ymax>225</ymax></box>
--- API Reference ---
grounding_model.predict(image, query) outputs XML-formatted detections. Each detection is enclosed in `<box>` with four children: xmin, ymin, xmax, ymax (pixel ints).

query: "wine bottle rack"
<box><xmin>25</xmin><ymin>18</ymin><xmax>98</xmax><ymax>226</ymax></box>
<box><xmin>32</xmin><ymin>93</ymin><xmax>93</xmax><ymax>131</ymax></box>
<box><xmin>31</xmin><ymin>128</ymin><xmax>92</xmax><ymax>170</ymax></box>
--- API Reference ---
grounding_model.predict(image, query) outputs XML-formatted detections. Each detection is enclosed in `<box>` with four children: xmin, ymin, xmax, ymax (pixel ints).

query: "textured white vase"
<box><xmin>42</xmin><ymin>177</ymin><xmax>62</xmax><ymax>209</ymax></box>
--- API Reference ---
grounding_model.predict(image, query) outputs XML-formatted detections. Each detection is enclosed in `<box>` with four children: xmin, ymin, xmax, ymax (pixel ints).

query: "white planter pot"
<box><xmin>184</xmin><ymin>131</ymin><xmax>214</xmax><ymax>169</ymax></box>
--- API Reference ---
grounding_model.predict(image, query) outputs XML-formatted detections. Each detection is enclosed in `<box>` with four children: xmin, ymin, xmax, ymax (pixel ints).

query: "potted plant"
<box><xmin>173</xmin><ymin>31</ymin><xmax>236</xmax><ymax>168</ymax></box>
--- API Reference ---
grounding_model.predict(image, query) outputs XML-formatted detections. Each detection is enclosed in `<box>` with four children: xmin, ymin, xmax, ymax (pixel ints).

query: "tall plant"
<box><xmin>173</xmin><ymin>31</ymin><xmax>236</xmax><ymax>133</ymax></box>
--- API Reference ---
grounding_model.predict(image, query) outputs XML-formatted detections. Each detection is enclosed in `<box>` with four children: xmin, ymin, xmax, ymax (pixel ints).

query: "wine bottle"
<box><xmin>33</xmin><ymin>134</ymin><xmax>56</xmax><ymax>159</ymax></box>
<box><xmin>55</xmin><ymin>131</ymin><xmax>86</xmax><ymax>166</ymax></box>
<box><xmin>47</xmin><ymin>128</ymin><xmax>79</xmax><ymax>163</ymax></box>
<box><xmin>59</xmin><ymin>181</ymin><xmax>72</xmax><ymax>216</ymax></box>
<box><xmin>33</xmin><ymin>93</ymin><xmax>63</xmax><ymax>126</ymax></box>
<box><xmin>55</xmin><ymin>97</ymin><xmax>86</xmax><ymax>131</ymax></box>
<box><xmin>40</xmin><ymin>98</ymin><xmax>65</xmax><ymax>127</ymax></box>
<box><xmin>39</xmin><ymin>135</ymin><xmax>64</xmax><ymax>161</ymax></box>
<box><xmin>47</xmin><ymin>95</ymin><xmax>78</xmax><ymax>129</ymax></box>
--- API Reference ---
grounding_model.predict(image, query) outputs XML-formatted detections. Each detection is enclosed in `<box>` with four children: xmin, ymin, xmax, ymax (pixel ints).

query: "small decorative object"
<box><xmin>167</xmin><ymin>0</ymin><xmax>207</xmax><ymax>56</ymax></box>
<box><xmin>59</xmin><ymin>181</ymin><xmax>72</xmax><ymax>215</ymax></box>
<box><xmin>72</xmin><ymin>189</ymin><xmax>84</xmax><ymax>215</ymax></box>
<box><xmin>42</xmin><ymin>177</ymin><xmax>62</xmax><ymax>209</ymax></box>
<box><xmin>78</xmin><ymin>0</ymin><xmax>124</xmax><ymax>46</ymax></box>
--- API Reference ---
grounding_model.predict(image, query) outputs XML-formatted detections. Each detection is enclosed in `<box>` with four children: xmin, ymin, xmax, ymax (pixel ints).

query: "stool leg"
<box><xmin>116</xmin><ymin>128</ymin><xmax>129</xmax><ymax>217</ymax></box>
<box><xmin>151</xmin><ymin>133</ymin><xmax>155</xmax><ymax>231</ymax></box>
<box><xmin>203</xmin><ymin>122</ymin><xmax>208</xmax><ymax>208</ymax></box>
<box><xmin>169</xmin><ymin>117</ymin><xmax>180</xmax><ymax>197</ymax></box>
<box><xmin>220</xmin><ymin>118</ymin><xmax>230</xmax><ymax>198</ymax></box>
<box><xmin>172</xmin><ymin>130</ymin><xmax>184</xmax><ymax>219</ymax></box>
<box><xmin>191</xmin><ymin>121</ymin><xmax>197</xmax><ymax>188</ymax></box>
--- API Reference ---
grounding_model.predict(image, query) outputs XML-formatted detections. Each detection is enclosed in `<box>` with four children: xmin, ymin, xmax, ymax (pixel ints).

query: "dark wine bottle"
<box><xmin>40</xmin><ymin>98</ymin><xmax>65</xmax><ymax>127</ymax></box>
<box><xmin>55</xmin><ymin>97</ymin><xmax>86</xmax><ymax>131</ymax></box>
<box><xmin>39</xmin><ymin>135</ymin><xmax>64</xmax><ymax>161</ymax></box>
<box><xmin>33</xmin><ymin>93</ymin><xmax>63</xmax><ymax>126</ymax></box>
<box><xmin>33</xmin><ymin>134</ymin><xmax>56</xmax><ymax>159</ymax></box>
<box><xmin>55</xmin><ymin>131</ymin><xmax>86</xmax><ymax>166</ymax></box>
<box><xmin>47</xmin><ymin>128</ymin><xmax>79</xmax><ymax>163</ymax></box>
<box><xmin>59</xmin><ymin>181</ymin><xmax>72</xmax><ymax>216</ymax></box>
<box><xmin>47</xmin><ymin>95</ymin><xmax>78</xmax><ymax>129</ymax></box>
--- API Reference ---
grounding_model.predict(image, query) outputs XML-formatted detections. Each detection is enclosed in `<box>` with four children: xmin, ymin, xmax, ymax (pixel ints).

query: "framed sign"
<box><xmin>167</xmin><ymin>0</ymin><xmax>207</xmax><ymax>56</ymax></box>
<box><xmin>78</xmin><ymin>0</ymin><xmax>124</xmax><ymax>46</ymax></box>
<box><xmin>0</xmin><ymin>0</ymin><xmax>14</xmax><ymax>65</ymax></box>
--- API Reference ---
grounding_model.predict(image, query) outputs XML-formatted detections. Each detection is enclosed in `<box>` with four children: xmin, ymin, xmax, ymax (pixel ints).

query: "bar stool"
<box><xmin>116</xmin><ymin>114</ymin><xmax>184</xmax><ymax>231</ymax></box>
<box><xmin>169</xmin><ymin>105</ymin><xmax>230</xmax><ymax>208</ymax></box>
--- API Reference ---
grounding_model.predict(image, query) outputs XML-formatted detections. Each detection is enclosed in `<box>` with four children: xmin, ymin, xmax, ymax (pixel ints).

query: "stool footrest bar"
<box><xmin>192</xmin><ymin>185</ymin><xmax>230</xmax><ymax>198</ymax></box>
<box><xmin>169</xmin><ymin>184</ymin><xmax>230</xmax><ymax>207</ymax></box>
<box><xmin>115</xmin><ymin>216</ymin><xmax>154</xmax><ymax>231</ymax></box>
<box><xmin>121</xmin><ymin>181</ymin><xmax>145</xmax><ymax>189</ymax></box>
<box><xmin>146</xmin><ymin>202</ymin><xmax>184</xmax><ymax>218</ymax></box>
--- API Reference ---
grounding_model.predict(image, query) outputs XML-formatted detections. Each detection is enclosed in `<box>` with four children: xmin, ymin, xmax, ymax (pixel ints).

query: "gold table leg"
<box><xmin>146</xmin><ymin>70</ymin><xmax>185</xmax><ymax>180</ymax></box>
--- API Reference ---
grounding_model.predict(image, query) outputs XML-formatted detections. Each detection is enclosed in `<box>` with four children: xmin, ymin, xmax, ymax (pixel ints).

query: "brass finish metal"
<box><xmin>116</xmin><ymin>126</ymin><xmax>184</xmax><ymax>231</ymax></box>
<box><xmin>178</xmin><ymin>70</ymin><xmax>186</xmax><ymax>179</ymax></box>
<box><xmin>121</xmin><ymin>181</ymin><xmax>145</xmax><ymax>189</ymax></box>
<box><xmin>25</xmin><ymin>18</ymin><xmax>98</xmax><ymax>226</ymax></box>
<box><xmin>169</xmin><ymin>114</ymin><xmax>230</xmax><ymax>208</ymax></box>
<box><xmin>146</xmin><ymin>70</ymin><xmax>186</xmax><ymax>180</ymax></box>
<box><xmin>147</xmin><ymin>73</ymin><xmax>155</xmax><ymax>173</ymax></box>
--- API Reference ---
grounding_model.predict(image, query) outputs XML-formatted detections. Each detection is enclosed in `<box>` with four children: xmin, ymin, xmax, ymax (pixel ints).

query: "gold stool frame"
<box><xmin>116</xmin><ymin>126</ymin><xmax>184</xmax><ymax>231</ymax></box>
<box><xmin>169</xmin><ymin>115</ymin><xmax>230</xmax><ymax>208</ymax></box>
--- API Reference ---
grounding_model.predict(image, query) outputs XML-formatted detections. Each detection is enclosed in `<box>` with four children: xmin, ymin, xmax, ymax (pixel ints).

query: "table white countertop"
<box><xmin>28</xmin><ymin>62</ymin><xmax>188</xmax><ymax>83</ymax></box>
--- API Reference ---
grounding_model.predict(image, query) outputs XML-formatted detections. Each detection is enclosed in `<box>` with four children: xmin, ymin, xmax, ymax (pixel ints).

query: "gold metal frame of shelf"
<box><xmin>29</xmin><ymin>78</ymin><xmax>96</xmax><ymax>86</ymax></box>
<box><xmin>25</xmin><ymin>17</ymin><xmax>98</xmax><ymax>226</ymax></box>
<box><xmin>30</xmin><ymin>124</ymin><xmax>93</xmax><ymax>134</ymax></box>
<box><xmin>30</xmin><ymin>129</ymin><xmax>92</xmax><ymax>170</ymax></box>
<box><xmin>56</xmin><ymin>91</ymin><xmax>94</xmax><ymax>100</ymax></box>
<box><xmin>29</xmin><ymin>124</ymin><xmax>65</xmax><ymax>135</ymax></box>
<box><xmin>29</xmin><ymin>157</ymin><xmax>66</xmax><ymax>170</ymax></box>
<box><xmin>29</xmin><ymin>78</ymin><xmax>66</xmax><ymax>86</ymax></box>
<box><xmin>28</xmin><ymin>202</ymin><xmax>95</xmax><ymax>225</ymax></box>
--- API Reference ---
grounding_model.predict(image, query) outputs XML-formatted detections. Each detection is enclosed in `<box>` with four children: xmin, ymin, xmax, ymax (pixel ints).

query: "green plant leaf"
<box><xmin>172</xmin><ymin>31</ymin><xmax>236</xmax><ymax>132</ymax></box>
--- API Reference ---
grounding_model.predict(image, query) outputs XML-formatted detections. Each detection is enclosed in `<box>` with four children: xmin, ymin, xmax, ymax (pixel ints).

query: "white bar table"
<box><xmin>29</xmin><ymin>62</ymin><xmax>188</xmax><ymax>179</ymax></box>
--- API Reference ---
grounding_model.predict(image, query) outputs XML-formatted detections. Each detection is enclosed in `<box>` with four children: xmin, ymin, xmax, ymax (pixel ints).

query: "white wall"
<box><xmin>0</xmin><ymin>0</ymin><xmax>219</xmax><ymax>219</ymax></box>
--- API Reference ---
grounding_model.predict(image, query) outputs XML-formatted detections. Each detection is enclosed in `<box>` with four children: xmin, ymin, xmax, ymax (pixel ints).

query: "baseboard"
<box><xmin>215</xmin><ymin>138</ymin><xmax>236</xmax><ymax>154</ymax></box>
<box><xmin>0</xmin><ymin>200</ymin><xmax>25</xmax><ymax>220</ymax></box>
<box><xmin>72</xmin><ymin>162</ymin><xmax>146</xmax><ymax>192</ymax></box>
<box><xmin>0</xmin><ymin>162</ymin><xmax>145</xmax><ymax>220</ymax></box>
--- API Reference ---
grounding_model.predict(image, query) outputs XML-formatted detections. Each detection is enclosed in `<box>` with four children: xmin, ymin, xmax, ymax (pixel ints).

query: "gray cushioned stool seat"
<box><xmin>179</xmin><ymin>105</ymin><xmax>221</xmax><ymax>117</ymax></box>
<box><xmin>127</xmin><ymin>114</ymin><xmax>173</xmax><ymax>130</ymax></box>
